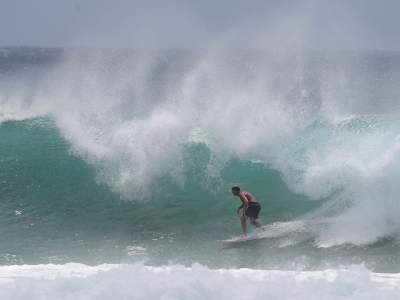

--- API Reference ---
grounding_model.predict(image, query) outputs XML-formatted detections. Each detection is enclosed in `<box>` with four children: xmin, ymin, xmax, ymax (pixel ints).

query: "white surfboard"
<box><xmin>222</xmin><ymin>234</ymin><xmax>261</xmax><ymax>244</ymax></box>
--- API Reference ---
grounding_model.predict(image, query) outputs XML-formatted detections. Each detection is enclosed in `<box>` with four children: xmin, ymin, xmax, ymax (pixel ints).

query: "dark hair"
<box><xmin>231</xmin><ymin>185</ymin><xmax>241</xmax><ymax>192</ymax></box>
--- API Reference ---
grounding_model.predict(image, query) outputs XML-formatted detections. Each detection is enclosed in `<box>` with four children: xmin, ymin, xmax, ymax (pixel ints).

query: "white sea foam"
<box><xmin>0</xmin><ymin>263</ymin><xmax>399</xmax><ymax>300</ymax></box>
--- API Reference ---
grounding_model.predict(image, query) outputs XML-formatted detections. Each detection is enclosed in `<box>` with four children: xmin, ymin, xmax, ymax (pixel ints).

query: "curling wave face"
<box><xmin>2</xmin><ymin>48</ymin><xmax>400</xmax><ymax>271</ymax></box>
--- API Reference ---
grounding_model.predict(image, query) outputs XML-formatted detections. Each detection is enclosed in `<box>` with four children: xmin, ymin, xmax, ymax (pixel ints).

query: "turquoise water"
<box><xmin>2</xmin><ymin>116</ymin><xmax>400</xmax><ymax>272</ymax></box>
<box><xmin>0</xmin><ymin>118</ymin><xmax>316</xmax><ymax>265</ymax></box>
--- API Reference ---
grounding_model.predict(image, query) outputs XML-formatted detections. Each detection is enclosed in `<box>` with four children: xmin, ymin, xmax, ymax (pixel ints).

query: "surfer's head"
<box><xmin>231</xmin><ymin>185</ymin><xmax>241</xmax><ymax>196</ymax></box>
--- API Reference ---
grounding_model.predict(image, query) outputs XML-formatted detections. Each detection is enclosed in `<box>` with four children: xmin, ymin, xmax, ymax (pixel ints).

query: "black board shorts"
<box><xmin>245</xmin><ymin>202</ymin><xmax>261</xmax><ymax>218</ymax></box>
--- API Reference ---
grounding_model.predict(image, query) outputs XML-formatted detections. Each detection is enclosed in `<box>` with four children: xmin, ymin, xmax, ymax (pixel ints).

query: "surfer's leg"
<box><xmin>251</xmin><ymin>218</ymin><xmax>261</xmax><ymax>228</ymax></box>
<box><xmin>249</xmin><ymin>204</ymin><xmax>261</xmax><ymax>228</ymax></box>
<box><xmin>240</xmin><ymin>215</ymin><xmax>247</xmax><ymax>236</ymax></box>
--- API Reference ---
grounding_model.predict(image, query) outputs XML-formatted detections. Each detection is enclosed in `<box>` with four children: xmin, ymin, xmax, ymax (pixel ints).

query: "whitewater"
<box><xmin>2</xmin><ymin>263</ymin><xmax>400</xmax><ymax>300</ymax></box>
<box><xmin>2</xmin><ymin>47</ymin><xmax>400</xmax><ymax>299</ymax></box>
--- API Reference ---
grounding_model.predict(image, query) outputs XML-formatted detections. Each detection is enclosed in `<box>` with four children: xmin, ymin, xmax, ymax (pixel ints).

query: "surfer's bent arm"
<box><xmin>236</xmin><ymin>203</ymin><xmax>244</xmax><ymax>215</ymax></box>
<box><xmin>237</xmin><ymin>195</ymin><xmax>248</xmax><ymax>215</ymax></box>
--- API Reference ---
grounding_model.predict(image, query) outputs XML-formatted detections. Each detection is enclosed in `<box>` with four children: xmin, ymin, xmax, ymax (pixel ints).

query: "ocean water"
<box><xmin>2</xmin><ymin>47</ymin><xmax>400</xmax><ymax>299</ymax></box>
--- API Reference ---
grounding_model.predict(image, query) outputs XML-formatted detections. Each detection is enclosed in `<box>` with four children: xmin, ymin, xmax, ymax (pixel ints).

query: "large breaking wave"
<box><xmin>2</xmin><ymin>48</ymin><xmax>400</xmax><ymax>270</ymax></box>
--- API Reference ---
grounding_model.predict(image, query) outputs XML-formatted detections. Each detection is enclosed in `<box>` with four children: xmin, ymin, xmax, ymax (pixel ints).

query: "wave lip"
<box><xmin>0</xmin><ymin>263</ymin><xmax>400</xmax><ymax>300</ymax></box>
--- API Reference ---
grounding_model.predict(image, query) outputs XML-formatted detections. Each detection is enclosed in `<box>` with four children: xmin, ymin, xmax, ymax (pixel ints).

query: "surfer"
<box><xmin>231</xmin><ymin>185</ymin><xmax>261</xmax><ymax>236</ymax></box>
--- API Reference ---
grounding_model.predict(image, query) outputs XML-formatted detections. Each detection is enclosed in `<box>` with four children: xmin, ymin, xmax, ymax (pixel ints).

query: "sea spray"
<box><xmin>2</xmin><ymin>49</ymin><xmax>400</xmax><ymax>271</ymax></box>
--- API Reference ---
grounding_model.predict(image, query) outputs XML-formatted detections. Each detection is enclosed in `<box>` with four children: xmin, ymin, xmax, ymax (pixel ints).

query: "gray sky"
<box><xmin>1</xmin><ymin>0</ymin><xmax>400</xmax><ymax>50</ymax></box>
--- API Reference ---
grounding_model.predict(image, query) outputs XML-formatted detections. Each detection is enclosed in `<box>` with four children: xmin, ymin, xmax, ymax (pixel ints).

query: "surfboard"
<box><xmin>222</xmin><ymin>234</ymin><xmax>261</xmax><ymax>244</ymax></box>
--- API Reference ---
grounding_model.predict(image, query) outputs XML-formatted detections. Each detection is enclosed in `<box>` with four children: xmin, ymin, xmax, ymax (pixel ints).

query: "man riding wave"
<box><xmin>231</xmin><ymin>185</ymin><xmax>261</xmax><ymax>236</ymax></box>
